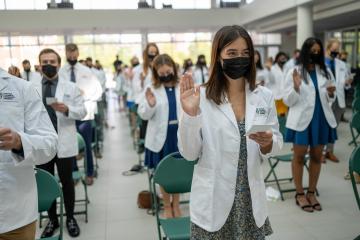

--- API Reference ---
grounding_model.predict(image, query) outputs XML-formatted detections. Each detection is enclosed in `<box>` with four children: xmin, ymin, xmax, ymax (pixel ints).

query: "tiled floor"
<box><xmin>36</xmin><ymin>95</ymin><xmax>360</xmax><ymax>240</ymax></box>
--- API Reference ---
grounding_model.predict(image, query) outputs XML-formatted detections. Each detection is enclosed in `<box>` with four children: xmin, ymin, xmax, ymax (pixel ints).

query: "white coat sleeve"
<box><xmin>137</xmin><ymin>91</ymin><xmax>156</xmax><ymax>120</ymax></box>
<box><xmin>67</xmin><ymin>85</ymin><xmax>87</xmax><ymax>120</ymax></box>
<box><xmin>283</xmin><ymin>68</ymin><xmax>301</xmax><ymax>107</ymax></box>
<box><xmin>260</xmin><ymin>94</ymin><xmax>283</xmax><ymax>158</ymax></box>
<box><xmin>178</xmin><ymin>110</ymin><xmax>202</xmax><ymax>161</ymax></box>
<box><xmin>324</xmin><ymin>70</ymin><xmax>336</xmax><ymax>104</ymax></box>
<box><xmin>83</xmin><ymin>74</ymin><xmax>103</xmax><ymax>102</ymax></box>
<box><xmin>12</xmin><ymin>84</ymin><xmax>58</xmax><ymax>166</ymax></box>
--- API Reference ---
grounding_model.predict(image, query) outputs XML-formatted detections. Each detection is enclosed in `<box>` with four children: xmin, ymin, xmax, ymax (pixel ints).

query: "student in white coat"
<box><xmin>283</xmin><ymin>37</ymin><xmax>337</xmax><ymax>212</ymax></box>
<box><xmin>33</xmin><ymin>48</ymin><xmax>87</xmax><ymax>238</ymax></box>
<box><xmin>269</xmin><ymin>51</ymin><xmax>288</xmax><ymax>116</ymax></box>
<box><xmin>192</xmin><ymin>54</ymin><xmax>209</xmax><ymax>84</ymax></box>
<box><xmin>21</xmin><ymin>59</ymin><xmax>42</xmax><ymax>82</ymax></box>
<box><xmin>59</xmin><ymin>43</ymin><xmax>102</xmax><ymax>185</ymax></box>
<box><xmin>323</xmin><ymin>38</ymin><xmax>353</xmax><ymax>163</ymax></box>
<box><xmin>178</xmin><ymin>25</ymin><xmax>282</xmax><ymax>239</ymax></box>
<box><xmin>0</xmin><ymin>68</ymin><xmax>57</xmax><ymax>240</ymax></box>
<box><xmin>283</xmin><ymin>49</ymin><xmax>300</xmax><ymax>76</ymax></box>
<box><xmin>255</xmin><ymin>50</ymin><xmax>270</xmax><ymax>87</ymax></box>
<box><xmin>137</xmin><ymin>54</ymin><xmax>182</xmax><ymax>219</ymax></box>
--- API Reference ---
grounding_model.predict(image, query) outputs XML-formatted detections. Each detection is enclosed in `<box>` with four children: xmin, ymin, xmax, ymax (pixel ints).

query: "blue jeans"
<box><xmin>74</xmin><ymin>120</ymin><xmax>94</xmax><ymax>177</ymax></box>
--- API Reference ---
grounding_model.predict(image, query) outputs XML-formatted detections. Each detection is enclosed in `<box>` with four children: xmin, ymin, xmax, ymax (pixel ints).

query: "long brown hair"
<box><xmin>142</xmin><ymin>43</ymin><xmax>159</xmax><ymax>76</ymax></box>
<box><xmin>205</xmin><ymin>25</ymin><xmax>256</xmax><ymax>105</ymax></box>
<box><xmin>151</xmin><ymin>54</ymin><xmax>178</xmax><ymax>89</ymax></box>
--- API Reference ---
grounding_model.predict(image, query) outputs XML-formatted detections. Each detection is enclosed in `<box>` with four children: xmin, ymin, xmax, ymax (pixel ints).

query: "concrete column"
<box><xmin>296</xmin><ymin>3</ymin><xmax>314</xmax><ymax>48</ymax></box>
<box><xmin>141</xmin><ymin>32</ymin><xmax>148</xmax><ymax>52</ymax></box>
<box><xmin>211</xmin><ymin>0</ymin><xmax>218</xmax><ymax>9</ymax></box>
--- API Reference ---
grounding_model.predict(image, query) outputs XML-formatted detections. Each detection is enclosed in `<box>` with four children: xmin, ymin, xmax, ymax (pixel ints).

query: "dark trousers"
<box><xmin>75</xmin><ymin>120</ymin><xmax>94</xmax><ymax>177</ymax></box>
<box><xmin>37</xmin><ymin>156</ymin><xmax>75</xmax><ymax>220</ymax></box>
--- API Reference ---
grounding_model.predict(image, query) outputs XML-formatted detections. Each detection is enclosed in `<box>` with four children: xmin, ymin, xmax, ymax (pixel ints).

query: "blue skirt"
<box><xmin>145</xmin><ymin>124</ymin><xmax>178</xmax><ymax>169</ymax></box>
<box><xmin>285</xmin><ymin>118</ymin><xmax>337</xmax><ymax>147</ymax></box>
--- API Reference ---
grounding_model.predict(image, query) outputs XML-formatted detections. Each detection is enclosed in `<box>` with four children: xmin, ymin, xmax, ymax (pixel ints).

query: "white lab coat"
<box><xmin>91</xmin><ymin>68</ymin><xmax>106</xmax><ymax>93</ymax></box>
<box><xmin>137</xmin><ymin>85</ymin><xmax>181</xmax><ymax>152</ymax></box>
<box><xmin>327</xmin><ymin>58</ymin><xmax>349</xmax><ymax>109</ymax></box>
<box><xmin>283</xmin><ymin>65</ymin><xmax>337</xmax><ymax>131</ymax></box>
<box><xmin>268</xmin><ymin>63</ymin><xmax>285</xmax><ymax>100</ymax></box>
<box><xmin>0</xmin><ymin>69</ymin><xmax>58</xmax><ymax>234</ymax></box>
<box><xmin>32</xmin><ymin>78</ymin><xmax>87</xmax><ymax>158</ymax></box>
<box><xmin>283</xmin><ymin>58</ymin><xmax>297</xmax><ymax>76</ymax></box>
<box><xmin>132</xmin><ymin>64</ymin><xmax>152</xmax><ymax>104</ymax></box>
<box><xmin>256</xmin><ymin>68</ymin><xmax>270</xmax><ymax>87</ymax></box>
<box><xmin>193</xmin><ymin>66</ymin><xmax>209</xmax><ymax>85</ymax></box>
<box><xmin>21</xmin><ymin>70</ymin><xmax>42</xmax><ymax>82</ymax></box>
<box><xmin>178</xmin><ymin>85</ymin><xmax>283</xmax><ymax>232</ymax></box>
<box><xmin>59</xmin><ymin>63</ymin><xmax>102</xmax><ymax>121</ymax></box>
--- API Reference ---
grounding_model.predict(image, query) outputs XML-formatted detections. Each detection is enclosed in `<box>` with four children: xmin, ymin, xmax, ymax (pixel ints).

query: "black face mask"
<box><xmin>330</xmin><ymin>51</ymin><xmax>339</xmax><ymax>59</ymax></box>
<box><xmin>222</xmin><ymin>57</ymin><xmax>250</xmax><ymax>80</ymax></box>
<box><xmin>341</xmin><ymin>58</ymin><xmax>347</xmax><ymax>63</ymax></box>
<box><xmin>24</xmin><ymin>68</ymin><xmax>31</xmax><ymax>72</ymax></box>
<box><xmin>42</xmin><ymin>64</ymin><xmax>58</xmax><ymax>79</ymax></box>
<box><xmin>67</xmin><ymin>59</ymin><xmax>77</xmax><ymax>66</ymax></box>
<box><xmin>309</xmin><ymin>53</ymin><xmax>322</xmax><ymax>64</ymax></box>
<box><xmin>278</xmin><ymin>59</ymin><xmax>287</xmax><ymax>65</ymax></box>
<box><xmin>148</xmin><ymin>54</ymin><xmax>157</xmax><ymax>61</ymax></box>
<box><xmin>158</xmin><ymin>73</ymin><xmax>175</xmax><ymax>83</ymax></box>
<box><xmin>132</xmin><ymin>62</ymin><xmax>139</xmax><ymax>67</ymax></box>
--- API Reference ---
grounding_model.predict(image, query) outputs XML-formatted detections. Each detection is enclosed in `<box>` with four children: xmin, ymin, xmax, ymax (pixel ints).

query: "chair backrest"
<box><xmin>77</xmin><ymin>133</ymin><xmax>86</xmax><ymax>152</ymax></box>
<box><xmin>349</xmin><ymin>146</ymin><xmax>360</xmax><ymax>210</ymax></box>
<box><xmin>350</xmin><ymin>112</ymin><xmax>360</xmax><ymax>131</ymax></box>
<box><xmin>35</xmin><ymin>168</ymin><xmax>62</xmax><ymax>212</ymax></box>
<box><xmin>153</xmin><ymin>152</ymin><xmax>196</xmax><ymax>194</ymax></box>
<box><xmin>278</xmin><ymin>115</ymin><xmax>287</xmax><ymax>137</ymax></box>
<box><xmin>353</xmin><ymin>98</ymin><xmax>360</xmax><ymax>113</ymax></box>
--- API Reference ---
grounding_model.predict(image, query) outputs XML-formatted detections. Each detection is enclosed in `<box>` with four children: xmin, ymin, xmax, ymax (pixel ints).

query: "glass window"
<box><xmin>267</xmin><ymin>46</ymin><xmax>279</xmax><ymax>60</ymax></box>
<box><xmin>120</xmin><ymin>34</ymin><xmax>142</xmax><ymax>43</ymax></box>
<box><xmin>148</xmin><ymin>33</ymin><xmax>172</xmax><ymax>42</ymax></box>
<box><xmin>0</xmin><ymin>47</ymin><xmax>11</xmax><ymax>69</ymax></box>
<box><xmin>10</xmin><ymin>36</ymin><xmax>38</xmax><ymax>46</ymax></box>
<box><xmin>73</xmin><ymin>35</ymin><xmax>94</xmax><ymax>44</ymax></box>
<box><xmin>39</xmin><ymin>35</ymin><xmax>65</xmax><ymax>45</ymax></box>
<box><xmin>94</xmin><ymin>34</ymin><xmax>121</xmax><ymax>43</ymax></box>
<box><xmin>172</xmin><ymin>33</ymin><xmax>196</xmax><ymax>42</ymax></box>
<box><xmin>5</xmin><ymin>0</ymin><xmax>34</xmax><ymax>9</ymax></box>
<box><xmin>9</xmin><ymin>45</ymin><xmax>41</xmax><ymax>68</ymax></box>
<box><xmin>195</xmin><ymin>32</ymin><xmax>212</xmax><ymax>41</ymax></box>
<box><xmin>0</xmin><ymin>0</ymin><xmax>5</xmax><ymax>9</ymax></box>
<box><xmin>0</xmin><ymin>36</ymin><xmax>9</xmax><ymax>46</ymax></box>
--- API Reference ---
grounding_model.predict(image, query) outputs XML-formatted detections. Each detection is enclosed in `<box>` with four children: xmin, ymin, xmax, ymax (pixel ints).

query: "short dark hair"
<box><xmin>86</xmin><ymin>57</ymin><xmax>93</xmax><ymax>62</ymax></box>
<box><xmin>38</xmin><ymin>48</ymin><xmax>61</xmax><ymax>65</ymax></box>
<box><xmin>22</xmin><ymin>59</ymin><xmax>30</xmax><ymax>65</ymax></box>
<box><xmin>65</xmin><ymin>43</ymin><xmax>78</xmax><ymax>52</ymax></box>
<box><xmin>205</xmin><ymin>25</ymin><xmax>256</xmax><ymax>105</ymax></box>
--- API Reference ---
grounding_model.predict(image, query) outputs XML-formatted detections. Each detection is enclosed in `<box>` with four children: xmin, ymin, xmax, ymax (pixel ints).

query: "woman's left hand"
<box><xmin>249</xmin><ymin>131</ymin><xmax>273</xmax><ymax>153</ymax></box>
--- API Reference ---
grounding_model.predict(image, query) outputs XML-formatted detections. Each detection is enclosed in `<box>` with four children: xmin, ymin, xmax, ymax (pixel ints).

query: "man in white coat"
<box><xmin>34</xmin><ymin>48</ymin><xmax>87</xmax><ymax>238</ymax></box>
<box><xmin>21</xmin><ymin>59</ymin><xmax>42</xmax><ymax>82</ymax></box>
<box><xmin>0</xmin><ymin>68</ymin><xmax>58</xmax><ymax>240</ymax></box>
<box><xmin>59</xmin><ymin>43</ymin><xmax>102</xmax><ymax>185</ymax></box>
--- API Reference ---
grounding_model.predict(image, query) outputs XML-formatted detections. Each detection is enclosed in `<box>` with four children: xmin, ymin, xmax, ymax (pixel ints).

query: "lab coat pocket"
<box><xmin>191</xmin><ymin>166</ymin><xmax>214</xmax><ymax>218</ymax></box>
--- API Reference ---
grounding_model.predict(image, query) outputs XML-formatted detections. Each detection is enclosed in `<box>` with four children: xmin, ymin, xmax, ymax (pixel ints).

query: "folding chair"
<box><xmin>36</xmin><ymin>168</ymin><xmax>64</xmax><ymax>240</ymax></box>
<box><xmin>349</xmin><ymin>112</ymin><xmax>360</xmax><ymax>147</ymax></box>
<box><xmin>264</xmin><ymin>116</ymin><xmax>316</xmax><ymax>201</ymax></box>
<box><xmin>153</xmin><ymin>152</ymin><xmax>196</xmax><ymax>240</ymax></box>
<box><xmin>39</xmin><ymin>134</ymin><xmax>89</xmax><ymax>226</ymax></box>
<box><xmin>352</xmin><ymin>98</ymin><xmax>360</xmax><ymax>113</ymax></box>
<box><xmin>349</xmin><ymin>146</ymin><xmax>360</xmax><ymax>240</ymax></box>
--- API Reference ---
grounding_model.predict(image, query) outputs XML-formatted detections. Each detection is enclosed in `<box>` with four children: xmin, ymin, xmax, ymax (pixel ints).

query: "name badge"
<box><xmin>0</xmin><ymin>92</ymin><xmax>18</xmax><ymax>102</ymax></box>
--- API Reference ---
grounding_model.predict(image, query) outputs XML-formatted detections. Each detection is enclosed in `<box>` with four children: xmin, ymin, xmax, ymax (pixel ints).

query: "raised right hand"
<box><xmin>180</xmin><ymin>73</ymin><xmax>200</xmax><ymax>116</ymax></box>
<box><xmin>145</xmin><ymin>88</ymin><xmax>156</xmax><ymax>107</ymax></box>
<box><xmin>293</xmin><ymin>69</ymin><xmax>302</xmax><ymax>92</ymax></box>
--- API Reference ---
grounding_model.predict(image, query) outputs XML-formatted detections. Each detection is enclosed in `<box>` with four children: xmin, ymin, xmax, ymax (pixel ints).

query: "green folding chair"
<box><xmin>35</xmin><ymin>168</ymin><xmax>64</xmax><ymax>240</ymax></box>
<box><xmin>91</xmin><ymin>120</ymin><xmax>100</xmax><ymax>177</ymax></box>
<box><xmin>349</xmin><ymin>112</ymin><xmax>360</xmax><ymax>147</ymax></box>
<box><xmin>349</xmin><ymin>146</ymin><xmax>360</xmax><ymax>240</ymax></box>
<box><xmin>264</xmin><ymin>116</ymin><xmax>316</xmax><ymax>201</ymax></box>
<box><xmin>152</xmin><ymin>152</ymin><xmax>196</xmax><ymax>240</ymax></box>
<box><xmin>352</xmin><ymin>98</ymin><xmax>360</xmax><ymax>113</ymax></box>
<box><xmin>39</xmin><ymin>134</ymin><xmax>89</xmax><ymax>225</ymax></box>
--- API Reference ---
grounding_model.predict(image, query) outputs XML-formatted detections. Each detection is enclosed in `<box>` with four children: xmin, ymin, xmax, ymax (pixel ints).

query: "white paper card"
<box><xmin>245</xmin><ymin>124</ymin><xmax>272</xmax><ymax>136</ymax></box>
<box><xmin>46</xmin><ymin>97</ymin><xmax>57</xmax><ymax>105</ymax></box>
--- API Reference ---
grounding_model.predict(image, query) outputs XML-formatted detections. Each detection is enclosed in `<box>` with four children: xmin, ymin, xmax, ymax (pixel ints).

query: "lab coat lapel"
<box><xmin>216</xmin><ymin>98</ymin><xmax>238</xmax><ymax>131</ymax></box>
<box><xmin>245</xmin><ymin>86</ymin><xmax>258</xmax><ymax>132</ymax></box>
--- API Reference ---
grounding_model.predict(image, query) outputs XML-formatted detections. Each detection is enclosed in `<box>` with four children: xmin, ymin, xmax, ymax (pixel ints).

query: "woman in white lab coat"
<box><xmin>137</xmin><ymin>54</ymin><xmax>182</xmax><ymax>219</ymax></box>
<box><xmin>269</xmin><ymin>51</ymin><xmax>288</xmax><ymax>116</ymax></box>
<box><xmin>178</xmin><ymin>25</ymin><xmax>282</xmax><ymax>239</ymax></box>
<box><xmin>283</xmin><ymin>37</ymin><xmax>337</xmax><ymax>212</ymax></box>
<box><xmin>255</xmin><ymin>50</ymin><xmax>270</xmax><ymax>87</ymax></box>
<box><xmin>192</xmin><ymin>54</ymin><xmax>209</xmax><ymax>85</ymax></box>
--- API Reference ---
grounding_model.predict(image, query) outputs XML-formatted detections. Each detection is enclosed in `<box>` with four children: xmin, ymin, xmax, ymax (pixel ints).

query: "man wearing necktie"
<box><xmin>35</xmin><ymin>48</ymin><xmax>86</xmax><ymax>238</ymax></box>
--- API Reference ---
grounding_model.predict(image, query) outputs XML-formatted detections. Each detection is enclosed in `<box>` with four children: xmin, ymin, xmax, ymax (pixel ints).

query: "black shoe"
<box><xmin>41</xmin><ymin>219</ymin><xmax>59</xmax><ymax>238</ymax></box>
<box><xmin>66</xmin><ymin>217</ymin><xmax>80</xmax><ymax>237</ymax></box>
